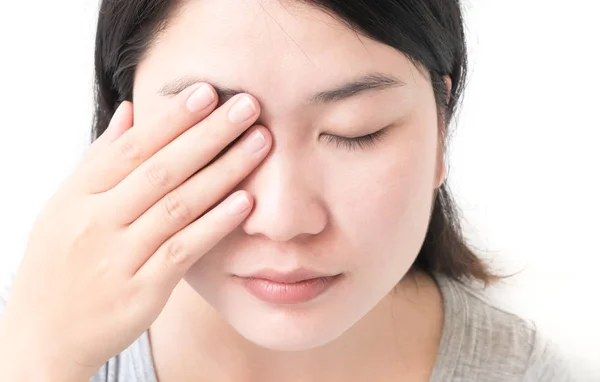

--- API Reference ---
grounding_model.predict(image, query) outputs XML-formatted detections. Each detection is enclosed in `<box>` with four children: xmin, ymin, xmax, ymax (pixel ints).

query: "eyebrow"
<box><xmin>158</xmin><ymin>72</ymin><xmax>405</xmax><ymax>104</ymax></box>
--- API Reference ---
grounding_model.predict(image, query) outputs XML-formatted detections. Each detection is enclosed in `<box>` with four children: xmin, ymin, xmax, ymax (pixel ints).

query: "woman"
<box><xmin>0</xmin><ymin>0</ymin><xmax>574</xmax><ymax>381</ymax></box>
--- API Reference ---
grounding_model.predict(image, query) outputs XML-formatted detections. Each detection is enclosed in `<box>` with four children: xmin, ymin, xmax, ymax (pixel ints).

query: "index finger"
<box><xmin>76</xmin><ymin>83</ymin><xmax>218</xmax><ymax>194</ymax></box>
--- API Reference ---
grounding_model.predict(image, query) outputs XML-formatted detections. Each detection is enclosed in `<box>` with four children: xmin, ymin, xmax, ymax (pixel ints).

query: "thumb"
<box><xmin>81</xmin><ymin>101</ymin><xmax>133</xmax><ymax>164</ymax></box>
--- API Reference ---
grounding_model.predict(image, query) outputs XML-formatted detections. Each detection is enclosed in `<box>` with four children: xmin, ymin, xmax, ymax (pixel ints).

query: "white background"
<box><xmin>0</xmin><ymin>0</ymin><xmax>598</xmax><ymax>377</ymax></box>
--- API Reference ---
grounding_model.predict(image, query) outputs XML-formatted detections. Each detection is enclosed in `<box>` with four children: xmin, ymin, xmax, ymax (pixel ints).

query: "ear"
<box><xmin>435</xmin><ymin>142</ymin><xmax>447</xmax><ymax>189</ymax></box>
<box><xmin>436</xmin><ymin>75</ymin><xmax>452</xmax><ymax>188</ymax></box>
<box><xmin>443</xmin><ymin>75</ymin><xmax>452</xmax><ymax>105</ymax></box>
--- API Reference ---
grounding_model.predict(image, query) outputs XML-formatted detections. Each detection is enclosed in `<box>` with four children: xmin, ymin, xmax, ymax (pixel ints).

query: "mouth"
<box><xmin>239</xmin><ymin>268</ymin><xmax>340</xmax><ymax>284</ymax></box>
<box><xmin>232</xmin><ymin>269</ymin><xmax>343</xmax><ymax>305</ymax></box>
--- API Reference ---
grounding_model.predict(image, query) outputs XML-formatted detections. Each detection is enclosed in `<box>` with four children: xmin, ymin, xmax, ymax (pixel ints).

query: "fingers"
<box><xmin>133</xmin><ymin>190</ymin><xmax>253</xmax><ymax>289</ymax></box>
<box><xmin>122</xmin><ymin>125</ymin><xmax>271</xmax><ymax>271</ymax></box>
<box><xmin>75</xmin><ymin>83</ymin><xmax>218</xmax><ymax>194</ymax></box>
<box><xmin>106</xmin><ymin>93</ymin><xmax>262</xmax><ymax>225</ymax></box>
<box><xmin>81</xmin><ymin>102</ymin><xmax>134</xmax><ymax>165</ymax></box>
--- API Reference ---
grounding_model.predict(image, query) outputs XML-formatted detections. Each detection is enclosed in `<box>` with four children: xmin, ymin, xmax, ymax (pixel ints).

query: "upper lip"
<box><xmin>238</xmin><ymin>268</ymin><xmax>339</xmax><ymax>284</ymax></box>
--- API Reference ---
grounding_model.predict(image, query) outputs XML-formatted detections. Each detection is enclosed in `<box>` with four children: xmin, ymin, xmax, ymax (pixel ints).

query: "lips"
<box><xmin>242</xmin><ymin>268</ymin><xmax>338</xmax><ymax>284</ymax></box>
<box><xmin>233</xmin><ymin>268</ymin><xmax>342</xmax><ymax>304</ymax></box>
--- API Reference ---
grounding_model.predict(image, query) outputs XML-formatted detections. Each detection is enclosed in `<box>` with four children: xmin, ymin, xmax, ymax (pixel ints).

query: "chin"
<box><xmin>184</xmin><ymin>266</ymin><xmax>393</xmax><ymax>352</ymax></box>
<box><xmin>186</xmin><ymin>271</ymin><xmax>369</xmax><ymax>351</ymax></box>
<box><xmin>218</xmin><ymin>279</ymin><xmax>376</xmax><ymax>352</ymax></box>
<box><xmin>226</xmin><ymin>305</ymin><xmax>357</xmax><ymax>351</ymax></box>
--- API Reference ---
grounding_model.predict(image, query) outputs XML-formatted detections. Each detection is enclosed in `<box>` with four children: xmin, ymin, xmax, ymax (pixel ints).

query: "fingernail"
<box><xmin>242</xmin><ymin>129</ymin><xmax>266</xmax><ymax>154</ymax></box>
<box><xmin>227</xmin><ymin>193</ymin><xmax>251</xmax><ymax>215</ymax></box>
<box><xmin>186</xmin><ymin>84</ymin><xmax>215</xmax><ymax>112</ymax></box>
<box><xmin>228</xmin><ymin>96</ymin><xmax>257</xmax><ymax>124</ymax></box>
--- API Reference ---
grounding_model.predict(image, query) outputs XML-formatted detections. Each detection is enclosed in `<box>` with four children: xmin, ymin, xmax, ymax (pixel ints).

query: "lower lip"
<box><xmin>235</xmin><ymin>275</ymin><xmax>342</xmax><ymax>305</ymax></box>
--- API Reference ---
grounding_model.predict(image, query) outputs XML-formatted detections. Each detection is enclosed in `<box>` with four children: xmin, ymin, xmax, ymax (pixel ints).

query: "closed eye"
<box><xmin>321</xmin><ymin>128</ymin><xmax>388</xmax><ymax>151</ymax></box>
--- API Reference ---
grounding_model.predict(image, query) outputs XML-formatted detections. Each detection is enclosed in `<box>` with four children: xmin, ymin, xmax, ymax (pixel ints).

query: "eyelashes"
<box><xmin>321</xmin><ymin>128</ymin><xmax>389</xmax><ymax>151</ymax></box>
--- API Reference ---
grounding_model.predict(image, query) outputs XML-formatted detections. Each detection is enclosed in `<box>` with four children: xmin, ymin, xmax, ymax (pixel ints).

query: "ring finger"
<box><xmin>124</xmin><ymin>125</ymin><xmax>271</xmax><ymax>271</ymax></box>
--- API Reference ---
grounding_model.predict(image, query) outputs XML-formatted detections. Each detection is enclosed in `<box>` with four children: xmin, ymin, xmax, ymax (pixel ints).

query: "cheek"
<box><xmin>331</xmin><ymin>136</ymin><xmax>437</xmax><ymax>272</ymax></box>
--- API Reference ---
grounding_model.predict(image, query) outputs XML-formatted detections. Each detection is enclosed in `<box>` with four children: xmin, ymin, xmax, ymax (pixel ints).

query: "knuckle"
<box><xmin>163</xmin><ymin>238</ymin><xmax>189</xmax><ymax>267</ymax></box>
<box><xmin>69</xmin><ymin>220</ymin><xmax>97</xmax><ymax>255</ymax></box>
<box><xmin>162</xmin><ymin>190</ymin><xmax>191</xmax><ymax>223</ymax></box>
<box><xmin>118</xmin><ymin>137</ymin><xmax>141</xmax><ymax>161</ymax></box>
<box><xmin>146</xmin><ymin>163</ymin><xmax>171</xmax><ymax>189</ymax></box>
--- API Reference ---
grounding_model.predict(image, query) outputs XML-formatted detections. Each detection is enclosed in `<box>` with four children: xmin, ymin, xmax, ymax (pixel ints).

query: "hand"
<box><xmin>0</xmin><ymin>83</ymin><xmax>271</xmax><ymax>381</ymax></box>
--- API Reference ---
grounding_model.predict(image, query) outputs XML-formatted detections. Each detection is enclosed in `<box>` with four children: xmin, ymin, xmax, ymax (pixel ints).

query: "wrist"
<box><xmin>0</xmin><ymin>322</ymin><xmax>93</xmax><ymax>382</ymax></box>
<box><xmin>0</xmin><ymin>347</ymin><xmax>93</xmax><ymax>382</ymax></box>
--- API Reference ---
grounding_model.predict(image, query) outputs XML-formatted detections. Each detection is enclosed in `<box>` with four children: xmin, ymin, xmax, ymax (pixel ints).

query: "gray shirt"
<box><xmin>0</xmin><ymin>272</ymin><xmax>583</xmax><ymax>381</ymax></box>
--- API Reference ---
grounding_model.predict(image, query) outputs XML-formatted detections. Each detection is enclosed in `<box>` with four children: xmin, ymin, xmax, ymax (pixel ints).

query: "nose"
<box><xmin>239</xmin><ymin>149</ymin><xmax>328</xmax><ymax>242</ymax></box>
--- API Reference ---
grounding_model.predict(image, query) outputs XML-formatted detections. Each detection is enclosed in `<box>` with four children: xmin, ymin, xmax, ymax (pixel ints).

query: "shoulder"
<box><xmin>523</xmin><ymin>326</ymin><xmax>581</xmax><ymax>381</ymax></box>
<box><xmin>433</xmin><ymin>275</ymin><xmax>577</xmax><ymax>382</ymax></box>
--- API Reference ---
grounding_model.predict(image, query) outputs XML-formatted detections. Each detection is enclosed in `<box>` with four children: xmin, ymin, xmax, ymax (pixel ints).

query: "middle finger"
<box><xmin>108</xmin><ymin>93</ymin><xmax>261</xmax><ymax>224</ymax></box>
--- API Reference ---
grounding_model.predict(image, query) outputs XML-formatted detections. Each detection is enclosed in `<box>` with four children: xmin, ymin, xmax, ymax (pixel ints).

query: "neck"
<box><xmin>149</xmin><ymin>270</ymin><xmax>443</xmax><ymax>382</ymax></box>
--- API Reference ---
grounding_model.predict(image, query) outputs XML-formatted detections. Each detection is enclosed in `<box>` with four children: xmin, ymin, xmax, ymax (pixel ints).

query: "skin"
<box><xmin>132</xmin><ymin>0</ymin><xmax>449</xmax><ymax>380</ymax></box>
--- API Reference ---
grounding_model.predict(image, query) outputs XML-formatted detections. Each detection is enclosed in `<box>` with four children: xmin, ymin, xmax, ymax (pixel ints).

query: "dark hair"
<box><xmin>92</xmin><ymin>0</ymin><xmax>499</xmax><ymax>285</ymax></box>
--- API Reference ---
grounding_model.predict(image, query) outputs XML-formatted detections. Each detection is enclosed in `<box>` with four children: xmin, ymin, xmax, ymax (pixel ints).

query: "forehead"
<box><xmin>135</xmin><ymin>0</ymin><xmax>425</xmax><ymax>112</ymax></box>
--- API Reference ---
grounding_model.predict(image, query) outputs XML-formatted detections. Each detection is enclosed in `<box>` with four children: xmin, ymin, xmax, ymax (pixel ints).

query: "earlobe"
<box><xmin>436</xmin><ymin>161</ymin><xmax>446</xmax><ymax>189</ymax></box>
<box><xmin>443</xmin><ymin>75</ymin><xmax>452</xmax><ymax>104</ymax></box>
<box><xmin>435</xmin><ymin>125</ymin><xmax>447</xmax><ymax>189</ymax></box>
<box><xmin>436</xmin><ymin>75</ymin><xmax>452</xmax><ymax>189</ymax></box>
<box><xmin>435</xmin><ymin>135</ymin><xmax>447</xmax><ymax>189</ymax></box>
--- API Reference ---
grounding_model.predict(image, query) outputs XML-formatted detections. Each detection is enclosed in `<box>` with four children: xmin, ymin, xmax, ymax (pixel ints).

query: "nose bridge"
<box><xmin>240</xmin><ymin>146</ymin><xmax>327</xmax><ymax>242</ymax></box>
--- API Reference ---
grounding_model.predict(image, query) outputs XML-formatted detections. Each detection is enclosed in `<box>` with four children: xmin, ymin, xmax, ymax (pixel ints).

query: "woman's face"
<box><xmin>133</xmin><ymin>0</ymin><xmax>445</xmax><ymax>351</ymax></box>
